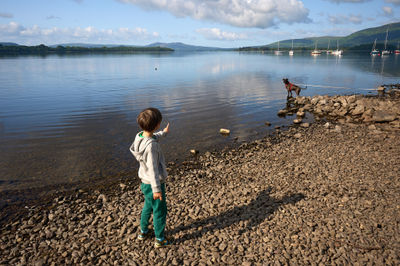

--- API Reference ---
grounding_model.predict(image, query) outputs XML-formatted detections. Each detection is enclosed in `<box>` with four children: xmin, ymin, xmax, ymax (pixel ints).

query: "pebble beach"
<box><xmin>1</xmin><ymin>91</ymin><xmax>400</xmax><ymax>265</ymax></box>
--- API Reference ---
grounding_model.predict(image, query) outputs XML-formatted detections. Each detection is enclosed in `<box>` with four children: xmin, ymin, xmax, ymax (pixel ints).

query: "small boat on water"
<box><xmin>326</xmin><ymin>40</ymin><xmax>332</xmax><ymax>54</ymax></box>
<box><xmin>381</xmin><ymin>28</ymin><xmax>390</xmax><ymax>55</ymax></box>
<box><xmin>311</xmin><ymin>40</ymin><xmax>321</xmax><ymax>55</ymax></box>
<box><xmin>395</xmin><ymin>41</ymin><xmax>400</xmax><ymax>54</ymax></box>
<box><xmin>274</xmin><ymin>41</ymin><xmax>283</xmax><ymax>55</ymax></box>
<box><xmin>331</xmin><ymin>40</ymin><xmax>343</xmax><ymax>56</ymax></box>
<box><xmin>371</xmin><ymin>39</ymin><xmax>380</xmax><ymax>56</ymax></box>
<box><xmin>289</xmin><ymin>40</ymin><xmax>294</xmax><ymax>56</ymax></box>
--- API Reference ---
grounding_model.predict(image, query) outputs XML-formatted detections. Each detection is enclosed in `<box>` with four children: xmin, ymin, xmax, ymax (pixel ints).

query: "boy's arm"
<box><xmin>154</xmin><ymin>123</ymin><xmax>169</xmax><ymax>139</ymax></box>
<box><xmin>146</xmin><ymin>143</ymin><xmax>162</xmax><ymax>193</ymax></box>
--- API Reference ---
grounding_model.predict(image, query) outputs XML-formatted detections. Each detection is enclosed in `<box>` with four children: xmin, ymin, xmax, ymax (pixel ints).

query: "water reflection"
<box><xmin>0</xmin><ymin>52</ymin><xmax>399</xmax><ymax>191</ymax></box>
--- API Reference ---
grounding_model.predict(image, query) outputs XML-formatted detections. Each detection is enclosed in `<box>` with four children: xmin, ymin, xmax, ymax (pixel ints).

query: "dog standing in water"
<box><xmin>282</xmin><ymin>78</ymin><xmax>304</xmax><ymax>97</ymax></box>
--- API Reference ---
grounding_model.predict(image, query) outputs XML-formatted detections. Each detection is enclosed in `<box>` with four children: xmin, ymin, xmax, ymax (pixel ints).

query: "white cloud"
<box><xmin>0</xmin><ymin>21</ymin><xmax>23</xmax><ymax>34</ymax></box>
<box><xmin>327</xmin><ymin>0</ymin><xmax>371</xmax><ymax>3</ymax></box>
<box><xmin>382</xmin><ymin>6</ymin><xmax>394</xmax><ymax>16</ymax></box>
<box><xmin>0</xmin><ymin>12</ymin><xmax>13</xmax><ymax>18</ymax></box>
<box><xmin>0</xmin><ymin>22</ymin><xmax>159</xmax><ymax>45</ymax></box>
<box><xmin>385</xmin><ymin>0</ymin><xmax>400</xmax><ymax>6</ymax></box>
<box><xmin>117</xmin><ymin>0</ymin><xmax>310</xmax><ymax>28</ymax></box>
<box><xmin>196</xmin><ymin>28</ymin><xmax>247</xmax><ymax>41</ymax></box>
<box><xmin>46</xmin><ymin>15</ymin><xmax>61</xmax><ymax>20</ymax></box>
<box><xmin>328</xmin><ymin>14</ymin><xmax>363</xmax><ymax>24</ymax></box>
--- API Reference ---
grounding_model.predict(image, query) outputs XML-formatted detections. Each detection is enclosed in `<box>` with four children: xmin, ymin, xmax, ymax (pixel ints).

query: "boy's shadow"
<box><xmin>170</xmin><ymin>188</ymin><xmax>304</xmax><ymax>243</ymax></box>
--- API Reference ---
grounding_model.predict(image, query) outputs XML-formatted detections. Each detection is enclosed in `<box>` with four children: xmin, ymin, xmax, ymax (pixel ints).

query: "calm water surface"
<box><xmin>0</xmin><ymin>52</ymin><xmax>399</xmax><ymax>191</ymax></box>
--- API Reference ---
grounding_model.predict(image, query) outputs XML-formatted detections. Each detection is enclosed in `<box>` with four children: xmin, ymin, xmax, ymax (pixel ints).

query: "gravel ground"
<box><xmin>1</xmin><ymin>93</ymin><xmax>400</xmax><ymax>265</ymax></box>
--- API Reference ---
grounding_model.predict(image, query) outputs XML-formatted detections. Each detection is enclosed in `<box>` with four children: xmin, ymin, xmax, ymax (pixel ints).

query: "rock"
<box><xmin>295</xmin><ymin>96</ymin><xmax>307</xmax><ymax>105</ymax></box>
<box><xmin>278</xmin><ymin>109</ymin><xmax>288</xmax><ymax>116</ymax></box>
<box><xmin>377</xmin><ymin>86</ymin><xmax>386</xmax><ymax>96</ymax></box>
<box><xmin>294</xmin><ymin>133</ymin><xmax>302</xmax><ymax>139</ymax></box>
<box><xmin>220</xmin><ymin>128</ymin><xmax>230</xmax><ymax>135</ymax></box>
<box><xmin>120</xmin><ymin>183</ymin><xmax>127</xmax><ymax>190</ymax></box>
<box><xmin>372</xmin><ymin>111</ymin><xmax>396</xmax><ymax>123</ymax></box>
<box><xmin>97</xmin><ymin>194</ymin><xmax>107</xmax><ymax>203</ymax></box>
<box><xmin>296</xmin><ymin>111</ymin><xmax>305</xmax><ymax>118</ymax></box>
<box><xmin>300</xmin><ymin>123</ymin><xmax>310</xmax><ymax>128</ymax></box>
<box><xmin>218</xmin><ymin>242</ymin><xmax>227</xmax><ymax>251</ymax></box>
<box><xmin>324</xmin><ymin>122</ymin><xmax>331</xmax><ymax>129</ymax></box>
<box><xmin>303</xmin><ymin>104</ymin><xmax>312</xmax><ymax>111</ymax></box>
<box><xmin>48</xmin><ymin>214</ymin><xmax>55</xmax><ymax>221</ymax></box>
<box><xmin>311</xmin><ymin>97</ymin><xmax>319</xmax><ymax>105</ymax></box>
<box><xmin>190</xmin><ymin>149</ymin><xmax>199</xmax><ymax>155</ymax></box>
<box><xmin>334</xmin><ymin>125</ymin><xmax>342</xmax><ymax>133</ymax></box>
<box><xmin>265</xmin><ymin>122</ymin><xmax>271</xmax><ymax>126</ymax></box>
<box><xmin>352</xmin><ymin>105</ymin><xmax>365</xmax><ymax>115</ymax></box>
<box><xmin>293</xmin><ymin>119</ymin><xmax>302</xmax><ymax>124</ymax></box>
<box><xmin>347</xmin><ymin>95</ymin><xmax>356</xmax><ymax>104</ymax></box>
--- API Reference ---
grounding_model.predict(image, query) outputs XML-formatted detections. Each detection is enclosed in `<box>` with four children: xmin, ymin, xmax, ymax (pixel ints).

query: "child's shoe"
<box><xmin>137</xmin><ymin>230</ymin><xmax>152</xmax><ymax>241</ymax></box>
<box><xmin>154</xmin><ymin>237</ymin><xmax>173</xmax><ymax>248</ymax></box>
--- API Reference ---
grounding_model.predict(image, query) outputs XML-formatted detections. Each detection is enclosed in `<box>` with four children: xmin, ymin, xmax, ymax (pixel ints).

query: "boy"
<box><xmin>130</xmin><ymin>107</ymin><xmax>172</xmax><ymax>248</ymax></box>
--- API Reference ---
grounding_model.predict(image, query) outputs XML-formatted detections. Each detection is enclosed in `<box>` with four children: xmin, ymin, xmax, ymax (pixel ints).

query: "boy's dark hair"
<box><xmin>137</xmin><ymin>107</ymin><xmax>162</xmax><ymax>132</ymax></box>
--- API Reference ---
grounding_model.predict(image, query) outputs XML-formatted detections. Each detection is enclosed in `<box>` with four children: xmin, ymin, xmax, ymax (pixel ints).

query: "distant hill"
<box><xmin>146</xmin><ymin>42</ymin><xmax>230</xmax><ymax>51</ymax></box>
<box><xmin>0</xmin><ymin>44</ymin><xmax>173</xmax><ymax>56</ymax></box>
<box><xmin>0</xmin><ymin>42</ymin><xmax>19</xmax><ymax>46</ymax></box>
<box><xmin>241</xmin><ymin>22</ymin><xmax>400</xmax><ymax>50</ymax></box>
<box><xmin>49</xmin><ymin>43</ymin><xmax>131</xmax><ymax>48</ymax></box>
<box><xmin>49</xmin><ymin>42</ymin><xmax>231</xmax><ymax>51</ymax></box>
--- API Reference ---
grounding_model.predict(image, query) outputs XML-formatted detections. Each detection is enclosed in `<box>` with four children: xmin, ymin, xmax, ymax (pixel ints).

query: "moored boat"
<box><xmin>289</xmin><ymin>40</ymin><xmax>294</xmax><ymax>55</ymax></box>
<box><xmin>331</xmin><ymin>40</ymin><xmax>343</xmax><ymax>56</ymax></box>
<box><xmin>381</xmin><ymin>28</ymin><xmax>390</xmax><ymax>55</ymax></box>
<box><xmin>371</xmin><ymin>39</ymin><xmax>380</xmax><ymax>56</ymax></box>
<box><xmin>274</xmin><ymin>41</ymin><xmax>283</xmax><ymax>55</ymax></box>
<box><xmin>326</xmin><ymin>40</ymin><xmax>332</xmax><ymax>54</ymax></box>
<box><xmin>311</xmin><ymin>40</ymin><xmax>321</xmax><ymax>55</ymax></box>
<box><xmin>395</xmin><ymin>41</ymin><xmax>400</xmax><ymax>54</ymax></box>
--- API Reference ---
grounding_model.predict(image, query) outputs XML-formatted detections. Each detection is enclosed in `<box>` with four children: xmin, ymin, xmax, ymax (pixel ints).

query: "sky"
<box><xmin>1</xmin><ymin>0</ymin><xmax>399</xmax><ymax>48</ymax></box>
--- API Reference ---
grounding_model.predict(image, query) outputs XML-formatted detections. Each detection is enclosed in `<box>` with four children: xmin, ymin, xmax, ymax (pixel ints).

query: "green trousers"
<box><xmin>140</xmin><ymin>183</ymin><xmax>167</xmax><ymax>240</ymax></box>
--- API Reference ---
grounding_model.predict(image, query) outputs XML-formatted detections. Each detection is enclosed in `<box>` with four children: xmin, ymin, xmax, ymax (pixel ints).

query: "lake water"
<box><xmin>0</xmin><ymin>52</ymin><xmax>399</xmax><ymax>191</ymax></box>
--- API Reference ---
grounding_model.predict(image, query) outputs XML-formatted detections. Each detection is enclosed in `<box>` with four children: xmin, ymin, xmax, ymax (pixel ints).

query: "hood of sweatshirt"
<box><xmin>130</xmin><ymin>132</ymin><xmax>157</xmax><ymax>162</ymax></box>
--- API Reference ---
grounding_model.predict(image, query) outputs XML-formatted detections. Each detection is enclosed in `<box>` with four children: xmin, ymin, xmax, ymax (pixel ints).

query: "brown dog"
<box><xmin>283</xmin><ymin>78</ymin><xmax>303</xmax><ymax>97</ymax></box>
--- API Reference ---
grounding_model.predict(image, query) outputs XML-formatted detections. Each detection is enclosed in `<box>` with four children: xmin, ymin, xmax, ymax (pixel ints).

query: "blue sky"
<box><xmin>1</xmin><ymin>0</ymin><xmax>399</xmax><ymax>47</ymax></box>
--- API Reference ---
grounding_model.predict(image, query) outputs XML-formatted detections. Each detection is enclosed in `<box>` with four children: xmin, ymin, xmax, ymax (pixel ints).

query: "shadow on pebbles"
<box><xmin>1</xmin><ymin>122</ymin><xmax>400</xmax><ymax>265</ymax></box>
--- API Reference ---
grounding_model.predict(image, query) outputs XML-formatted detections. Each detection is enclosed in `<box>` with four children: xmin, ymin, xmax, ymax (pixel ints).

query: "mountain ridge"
<box><xmin>248</xmin><ymin>22</ymin><xmax>400</xmax><ymax>50</ymax></box>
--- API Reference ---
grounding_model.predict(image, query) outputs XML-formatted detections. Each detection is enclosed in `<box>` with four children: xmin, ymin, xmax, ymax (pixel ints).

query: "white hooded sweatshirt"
<box><xmin>130</xmin><ymin>131</ymin><xmax>168</xmax><ymax>193</ymax></box>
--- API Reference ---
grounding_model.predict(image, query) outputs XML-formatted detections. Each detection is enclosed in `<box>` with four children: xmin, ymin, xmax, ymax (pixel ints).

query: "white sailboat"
<box><xmin>371</xmin><ymin>38</ymin><xmax>380</xmax><ymax>55</ymax></box>
<box><xmin>326</xmin><ymin>40</ymin><xmax>332</xmax><ymax>54</ymax></box>
<box><xmin>311</xmin><ymin>40</ymin><xmax>321</xmax><ymax>55</ymax></box>
<box><xmin>395</xmin><ymin>41</ymin><xmax>400</xmax><ymax>54</ymax></box>
<box><xmin>289</xmin><ymin>40</ymin><xmax>294</xmax><ymax>55</ymax></box>
<box><xmin>331</xmin><ymin>40</ymin><xmax>343</xmax><ymax>56</ymax></box>
<box><xmin>274</xmin><ymin>41</ymin><xmax>283</xmax><ymax>55</ymax></box>
<box><xmin>381</xmin><ymin>28</ymin><xmax>390</xmax><ymax>55</ymax></box>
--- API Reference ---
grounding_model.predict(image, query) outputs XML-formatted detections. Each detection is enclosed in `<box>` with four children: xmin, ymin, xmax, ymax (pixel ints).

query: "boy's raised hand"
<box><xmin>153</xmin><ymin>192</ymin><xmax>163</xmax><ymax>201</ymax></box>
<box><xmin>163</xmin><ymin>123</ymin><xmax>170</xmax><ymax>133</ymax></box>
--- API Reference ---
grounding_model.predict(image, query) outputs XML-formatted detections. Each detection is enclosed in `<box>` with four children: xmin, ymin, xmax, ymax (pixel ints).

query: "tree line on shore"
<box><xmin>0</xmin><ymin>44</ymin><xmax>174</xmax><ymax>56</ymax></box>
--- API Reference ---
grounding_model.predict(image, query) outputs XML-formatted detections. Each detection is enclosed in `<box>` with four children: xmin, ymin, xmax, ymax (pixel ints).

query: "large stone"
<box><xmin>301</xmin><ymin>123</ymin><xmax>310</xmax><ymax>128</ymax></box>
<box><xmin>296</xmin><ymin>111</ymin><xmax>305</xmax><ymax>118</ymax></box>
<box><xmin>352</xmin><ymin>105</ymin><xmax>365</xmax><ymax>115</ymax></box>
<box><xmin>372</xmin><ymin>111</ymin><xmax>397</xmax><ymax>122</ymax></box>
<box><xmin>295</xmin><ymin>96</ymin><xmax>307</xmax><ymax>105</ymax></box>
<box><xmin>278</xmin><ymin>109</ymin><xmax>288</xmax><ymax>116</ymax></box>
<box><xmin>303</xmin><ymin>104</ymin><xmax>313</xmax><ymax>111</ymax></box>
<box><xmin>347</xmin><ymin>95</ymin><xmax>356</xmax><ymax>104</ymax></box>
<box><xmin>311</xmin><ymin>97</ymin><xmax>319</xmax><ymax>105</ymax></box>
